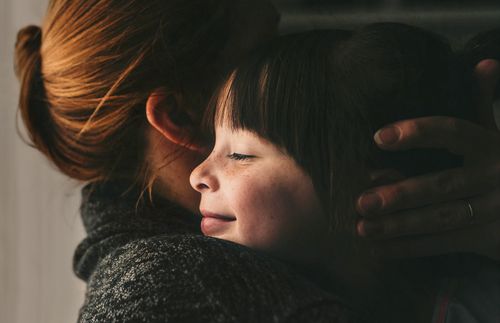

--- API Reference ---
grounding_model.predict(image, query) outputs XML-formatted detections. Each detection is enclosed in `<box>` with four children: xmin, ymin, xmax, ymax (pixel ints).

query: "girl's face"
<box><xmin>189</xmin><ymin>125</ymin><xmax>329</xmax><ymax>262</ymax></box>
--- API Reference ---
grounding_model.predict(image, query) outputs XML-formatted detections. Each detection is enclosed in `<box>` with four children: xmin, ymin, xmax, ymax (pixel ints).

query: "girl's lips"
<box><xmin>200</xmin><ymin>210</ymin><xmax>235</xmax><ymax>236</ymax></box>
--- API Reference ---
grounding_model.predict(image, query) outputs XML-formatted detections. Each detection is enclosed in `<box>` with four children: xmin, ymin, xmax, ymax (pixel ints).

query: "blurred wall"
<box><xmin>274</xmin><ymin>0</ymin><xmax>500</xmax><ymax>41</ymax></box>
<box><xmin>0</xmin><ymin>1</ymin><xmax>86</xmax><ymax>323</ymax></box>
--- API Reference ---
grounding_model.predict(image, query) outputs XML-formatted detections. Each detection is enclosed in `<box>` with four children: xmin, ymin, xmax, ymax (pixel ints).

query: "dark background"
<box><xmin>272</xmin><ymin>0</ymin><xmax>500</xmax><ymax>44</ymax></box>
<box><xmin>271</xmin><ymin>0</ymin><xmax>500</xmax><ymax>126</ymax></box>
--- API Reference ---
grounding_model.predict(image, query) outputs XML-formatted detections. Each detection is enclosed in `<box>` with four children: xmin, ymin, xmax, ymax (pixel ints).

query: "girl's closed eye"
<box><xmin>227</xmin><ymin>153</ymin><xmax>256</xmax><ymax>161</ymax></box>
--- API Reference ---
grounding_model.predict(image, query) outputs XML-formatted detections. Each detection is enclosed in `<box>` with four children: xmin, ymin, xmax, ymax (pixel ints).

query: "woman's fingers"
<box><xmin>365</xmin><ymin>116</ymin><xmax>500</xmax><ymax>217</ymax></box>
<box><xmin>358</xmin><ymin>201</ymin><xmax>473</xmax><ymax>240</ymax></box>
<box><xmin>356</xmin><ymin>165</ymin><xmax>500</xmax><ymax>216</ymax></box>
<box><xmin>358</xmin><ymin>188</ymin><xmax>500</xmax><ymax>240</ymax></box>
<box><xmin>373</xmin><ymin>116</ymin><xmax>500</xmax><ymax>157</ymax></box>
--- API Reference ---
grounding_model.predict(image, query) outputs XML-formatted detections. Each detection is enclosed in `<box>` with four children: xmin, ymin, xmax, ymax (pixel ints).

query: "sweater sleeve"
<box><xmin>77</xmin><ymin>234</ymin><xmax>355</xmax><ymax>323</ymax></box>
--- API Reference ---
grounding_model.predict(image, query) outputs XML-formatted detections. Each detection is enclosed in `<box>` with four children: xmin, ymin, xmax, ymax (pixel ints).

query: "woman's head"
<box><xmin>191</xmin><ymin>23</ymin><xmax>481</xmax><ymax>261</ymax></box>
<box><xmin>15</xmin><ymin>0</ymin><xmax>279</xmax><ymax>202</ymax></box>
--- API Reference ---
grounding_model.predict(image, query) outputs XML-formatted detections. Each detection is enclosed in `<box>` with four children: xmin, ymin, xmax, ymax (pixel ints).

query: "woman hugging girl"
<box><xmin>190</xmin><ymin>23</ymin><xmax>500</xmax><ymax>323</ymax></box>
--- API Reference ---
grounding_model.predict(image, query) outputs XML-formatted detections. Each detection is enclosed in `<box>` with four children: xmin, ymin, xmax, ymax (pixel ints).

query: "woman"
<box><xmin>15</xmin><ymin>1</ymin><xmax>355</xmax><ymax>322</ymax></box>
<box><xmin>14</xmin><ymin>0</ymin><xmax>500</xmax><ymax>322</ymax></box>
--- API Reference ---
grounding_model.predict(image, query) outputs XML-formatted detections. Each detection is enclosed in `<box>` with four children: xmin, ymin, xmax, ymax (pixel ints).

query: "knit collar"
<box><xmin>74</xmin><ymin>179</ymin><xmax>201</xmax><ymax>281</ymax></box>
<box><xmin>80</xmin><ymin>179</ymin><xmax>200</xmax><ymax>234</ymax></box>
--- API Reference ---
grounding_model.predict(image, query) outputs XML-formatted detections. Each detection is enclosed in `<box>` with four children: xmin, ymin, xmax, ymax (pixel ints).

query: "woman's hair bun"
<box><xmin>15</xmin><ymin>25</ymin><xmax>42</xmax><ymax>78</ymax></box>
<box><xmin>15</xmin><ymin>25</ymin><xmax>53</xmax><ymax>158</ymax></box>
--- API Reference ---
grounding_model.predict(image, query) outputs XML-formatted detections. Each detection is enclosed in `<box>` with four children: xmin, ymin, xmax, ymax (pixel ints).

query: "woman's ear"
<box><xmin>146</xmin><ymin>88</ymin><xmax>203</xmax><ymax>151</ymax></box>
<box><xmin>474</xmin><ymin>59</ymin><xmax>500</xmax><ymax>131</ymax></box>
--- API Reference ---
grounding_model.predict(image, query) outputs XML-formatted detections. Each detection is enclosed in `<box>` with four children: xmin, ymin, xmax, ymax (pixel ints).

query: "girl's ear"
<box><xmin>146</xmin><ymin>88</ymin><xmax>203</xmax><ymax>151</ymax></box>
<box><xmin>474</xmin><ymin>59</ymin><xmax>500</xmax><ymax>131</ymax></box>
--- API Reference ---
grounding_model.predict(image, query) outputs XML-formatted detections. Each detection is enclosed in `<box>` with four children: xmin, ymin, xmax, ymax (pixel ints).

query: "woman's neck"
<box><xmin>146</xmin><ymin>127</ymin><xmax>204</xmax><ymax>214</ymax></box>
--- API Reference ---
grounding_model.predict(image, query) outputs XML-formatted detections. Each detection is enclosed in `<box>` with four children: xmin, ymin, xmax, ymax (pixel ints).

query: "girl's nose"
<box><xmin>190</xmin><ymin>158</ymin><xmax>218</xmax><ymax>193</ymax></box>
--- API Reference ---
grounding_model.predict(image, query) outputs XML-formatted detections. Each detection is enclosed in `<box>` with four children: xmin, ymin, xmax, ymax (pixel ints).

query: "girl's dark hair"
<box><xmin>209</xmin><ymin>22</ymin><xmax>490</xmax><ymax>231</ymax></box>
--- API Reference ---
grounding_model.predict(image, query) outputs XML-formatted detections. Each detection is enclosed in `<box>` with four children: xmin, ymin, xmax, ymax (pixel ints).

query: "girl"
<box><xmin>190</xmin><ymin>24</ymin><xmax>500</xmax><ymax>322</ymax></box>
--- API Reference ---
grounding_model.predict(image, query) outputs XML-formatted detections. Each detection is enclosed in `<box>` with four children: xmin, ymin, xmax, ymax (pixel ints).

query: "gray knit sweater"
<box><xmin>73</xmin><ymin>180</ymin><xmax>355</xmax><ymax>322</ymax></box>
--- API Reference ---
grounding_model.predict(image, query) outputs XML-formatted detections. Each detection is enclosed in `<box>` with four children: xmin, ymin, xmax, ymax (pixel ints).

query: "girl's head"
<box><xmin>190</xmin><ymin>23</ymin><xmax>483</xmax><ymax>261</ymax></box>
<box><xmin>15</xmin><ymin>0</ymin><xmax>279</xmax><ymax>207</ymax></box>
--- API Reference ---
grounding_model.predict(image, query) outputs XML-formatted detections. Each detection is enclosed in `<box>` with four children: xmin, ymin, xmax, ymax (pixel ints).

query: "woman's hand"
<box><xmin>356</xmin><ymin>59</ymin><xmax>500</xmax><ymax>262</ymax></box>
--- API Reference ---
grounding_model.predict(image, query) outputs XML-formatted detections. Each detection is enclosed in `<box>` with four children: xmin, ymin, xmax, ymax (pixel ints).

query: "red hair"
<box><xmin>15</xmin><ymin>0</ymin><xmax>239</xmax><ymax>185</ymax></box>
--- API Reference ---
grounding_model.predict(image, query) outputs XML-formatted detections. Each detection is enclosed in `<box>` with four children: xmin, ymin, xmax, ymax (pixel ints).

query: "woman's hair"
<box><xmin>210</xmin><ymin>23</ymin><xmax>491</xmax><ymax>231</ymax></box>
<box><xmin>15</xmin><ymin>0</ymin><xmax>242</xmax><ymax>187</ymax></box>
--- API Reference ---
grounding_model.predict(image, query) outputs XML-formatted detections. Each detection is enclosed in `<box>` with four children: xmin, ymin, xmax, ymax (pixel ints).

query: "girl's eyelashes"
<box><xmin>227</xmin><ymin>153</ymin><xmax>256</xmax><ymax>161</ymax></box>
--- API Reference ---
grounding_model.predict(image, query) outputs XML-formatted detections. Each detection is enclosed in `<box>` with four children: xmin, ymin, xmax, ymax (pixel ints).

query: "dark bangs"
<box><xmin>217</xmin><ymin>30</ymin><xmax>351</xmax><ymax>151</ymax></box>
